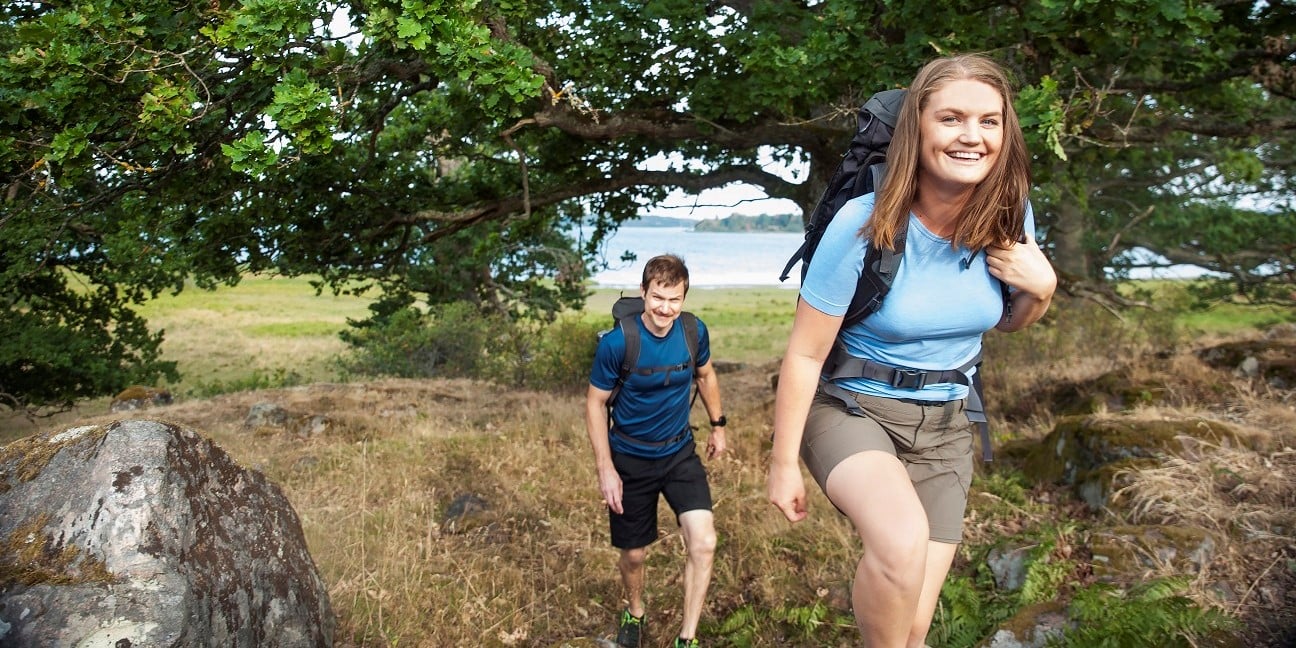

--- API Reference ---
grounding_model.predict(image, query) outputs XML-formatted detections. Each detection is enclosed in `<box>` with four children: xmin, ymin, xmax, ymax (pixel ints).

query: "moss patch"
<box><xmin>0</xmin><ymin>425</ymin><xmax>108</xmax><ymax>487</ymax></box>
<box><xmin>1023</xmin><ymin>415</ymin><xmax>1247</xmax><ymax>486</ymax></box>
<box><xmin>0</xmin><ymin>513</ymin><xmax>117</xmax><ymax>588</ymax></box>
<box><xmin>1089</xmin><ymin>524</ymin><xmax>1219</xmax><ymax>583</ymax></box>
<box><xmin>994</xmin><ymin>600</ymin><xmax>1069</xmax><ymax>642</ymax></box>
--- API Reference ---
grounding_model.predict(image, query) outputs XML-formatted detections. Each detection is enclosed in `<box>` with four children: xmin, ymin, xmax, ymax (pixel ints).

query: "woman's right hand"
<box><xmin>767</xmin><ymin>459</ymin><xmax>809</xmax><ymax>523</ymax></box>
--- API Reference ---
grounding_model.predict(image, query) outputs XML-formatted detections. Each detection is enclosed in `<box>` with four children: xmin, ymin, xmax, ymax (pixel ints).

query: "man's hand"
<box><xmin>767</xmin><ymin>459</ymin><xmax>808</xmax><ymax>523</ymax></box>
<box><xmin>598</xmin><ymin>465</ymin><xmax>624</xmax><ymax>515</ymax></box>
<box><xmin>706</xmin><ymin>426</ymin><xmax>727</xmax><ymax>459</ymax></box>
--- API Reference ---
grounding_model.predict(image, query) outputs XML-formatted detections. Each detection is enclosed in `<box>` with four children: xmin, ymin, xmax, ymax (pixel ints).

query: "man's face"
<box><xmin>640</xmin><ymin>279</ymin><xmax>686</xmax><ymax>332</ymax></box>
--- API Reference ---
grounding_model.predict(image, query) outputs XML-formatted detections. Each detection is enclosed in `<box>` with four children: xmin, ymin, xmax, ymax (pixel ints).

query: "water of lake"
<box><xmin>588</xmin><ymin>226</ymin><xmax>806</xmax><ymax>288</ymax></box>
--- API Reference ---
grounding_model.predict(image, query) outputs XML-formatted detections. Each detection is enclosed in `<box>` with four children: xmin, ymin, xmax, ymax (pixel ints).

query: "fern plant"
<box><xmin>713</xmin><ymin>604</ymin><xmax>760</xmax><ymax>648</ymax></box>
<box><xmin>929</xmin><ymin>574</ymin><xmax>998</xmax><ymax>647</ymax></box>
<box><xmin>1019</xmin><ymin>529</ymin><xmax>1077</xmax><ymax>607</ymax></box>
<box><xmin>712</xmin><ymin>601</ymin><xmax>853</xmax><ymax>647</ymax></box>
<box><xmin>1052</xmin><ymin>578</ymin><xmax>1238</xmax><ymax>647</ymax></box>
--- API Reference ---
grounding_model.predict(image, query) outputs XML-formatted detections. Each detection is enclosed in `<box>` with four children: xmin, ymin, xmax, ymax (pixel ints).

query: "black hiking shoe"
<box><xmin>616</xmin><ymin>609</ymin><xmax>644</xmax><ymax>648</ymax></box>
<box><xmin>673</xmin><ymin>638</ymin><xmax>700</xmax><ymax>648</ymax></box>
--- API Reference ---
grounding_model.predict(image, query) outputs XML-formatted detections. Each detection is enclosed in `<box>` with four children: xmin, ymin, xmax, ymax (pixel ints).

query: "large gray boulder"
<box><xmin>0</xmin><ymin>419</ymin><xmax>334</xmax><ymax>647</ymax></box>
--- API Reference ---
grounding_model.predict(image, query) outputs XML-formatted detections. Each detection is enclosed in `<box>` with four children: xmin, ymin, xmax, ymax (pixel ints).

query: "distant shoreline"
<box><xmin>591</xmin><ymin>227</ymin><xmax>804</xmax><ymax>288</ymax></box>
<box><xmin>628</xmin><ymin>213</ymin><xmax>803</xmax><ymax>233</ymax></box>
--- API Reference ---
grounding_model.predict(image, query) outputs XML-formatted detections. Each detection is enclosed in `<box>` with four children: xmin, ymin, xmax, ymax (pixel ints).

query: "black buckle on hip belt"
<box><xmin>890</xmin><ymin>368</ymin><xmax>928</xmax><ymax>389</ymax></box>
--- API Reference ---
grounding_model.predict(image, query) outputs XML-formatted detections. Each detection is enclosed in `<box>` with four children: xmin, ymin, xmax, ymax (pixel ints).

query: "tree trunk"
<box><xmin>799</xmin><ymin>153</ymin><xmax>836</xmax><ymax>227</ymax></box>
<box><xmin>1051</xmin><ymin>196</ymin><xmax>1092</xmax><ymax>280</ymax></box>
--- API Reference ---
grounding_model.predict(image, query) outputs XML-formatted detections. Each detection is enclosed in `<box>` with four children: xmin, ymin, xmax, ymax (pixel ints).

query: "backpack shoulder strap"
<box><xmin>608</xmin><ymin>315</ymin><xmax>641</xmax><ymax>409</ymax></box>
<box><xmin>842</xmin><ymin>216</ymin><xmax>907</xmax><ymax>329</ymax></box>
<box><xmin>678</xmin><ymin>312</ymin><xmax>700</xmax><ymax>375</ymax></box>
<box><xmin>678</xmin><ymin>312</ymin><xmax>702</xmax><ymax>415</ymax></box>
<box><xmin>618</xmin><ymin>315</ymin><xmax>641</xmax><ymax>374</ymax></box>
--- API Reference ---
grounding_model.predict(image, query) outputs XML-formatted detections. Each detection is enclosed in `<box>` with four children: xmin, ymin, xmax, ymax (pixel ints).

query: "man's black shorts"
<box><xmin>609</xmin><ymin>439</ymin><xmax>712</xmax><ymax>549</ymax></box>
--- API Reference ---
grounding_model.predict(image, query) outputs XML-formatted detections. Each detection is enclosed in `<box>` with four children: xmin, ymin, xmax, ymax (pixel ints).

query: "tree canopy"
<box><xmin>2</xmin><ymin>0</ymin><xmax>1293</xmax><ymax>408</ymax></box>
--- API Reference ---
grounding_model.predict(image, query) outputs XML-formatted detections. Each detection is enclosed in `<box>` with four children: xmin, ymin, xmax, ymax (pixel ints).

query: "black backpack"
<box><xmin>599</xmin><ymin>294</ymin><xmax>701</xmax><ymax>419</ymax></box>
<box><xmin>778</xmin><ymin>88</ymin><xmax>907</xmax><ymax>324</ymax></box>
<box><xmin>778</xmin><ymin>88</ymin><xmax>1012</xmax><ymax>461</ymax></box>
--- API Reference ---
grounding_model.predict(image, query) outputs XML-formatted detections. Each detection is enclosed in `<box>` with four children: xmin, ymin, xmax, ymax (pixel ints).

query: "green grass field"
<box><xmin>133</xmin><ymin>276</ymin><xmax>1289</xmax><ymax>398</ymax></box>
<box><xmin>131</xmin><ymin>278</ymin><xmax>802</xmax><ymax>397</ymax></box>
<box><xmin>130</xmin><ymin>275</ymin><xmax>378</xmax><ymax>395</ymax></box>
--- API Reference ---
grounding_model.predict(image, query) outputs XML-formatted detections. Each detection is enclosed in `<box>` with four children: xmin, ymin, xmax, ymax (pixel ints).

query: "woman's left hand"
<box><xmin>985</xmin><ymin>232</ymin><xmax>1056</xmax><ymax>299</ymax></box>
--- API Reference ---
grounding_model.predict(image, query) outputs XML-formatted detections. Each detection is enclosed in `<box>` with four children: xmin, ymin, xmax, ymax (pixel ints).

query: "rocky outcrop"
<box><xmin>980</xmin><ymin>400</ymin><xmax>1288</xmax><ymax>647</ymax></box>
<box><xmin>1197</xmin><ymin>332</ymin><xmax>1296</xmax><ymax>388</ymax></box>
<box><xmin>0</xmin><ymin>419</ymin><xmax>334</xmax><ymax>647</ymax></box>
<box><xmin>1020</xmin><ymin>413</ymin><xmax>1254</xmax><ymax>509</ymax></box>
<box><xmin>244</xmin><ymin>402</ymin><xmax>333</xmax><ymax>439</ymax></box>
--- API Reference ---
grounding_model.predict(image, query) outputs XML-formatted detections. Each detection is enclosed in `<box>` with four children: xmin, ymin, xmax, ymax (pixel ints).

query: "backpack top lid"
<box><xmin>862</xmin><ymin>88</ymin><xmax>905</xmax><ymax>131</ymax></box>
<box><xmin>611</xmin><ymin>295</ymin><xmax>644</xmax><ymax>324</ymax></box>
<box><xmin>777</xmin><ymin>88</ymin><xmax>907</xmax><ymax>284</ymax></box>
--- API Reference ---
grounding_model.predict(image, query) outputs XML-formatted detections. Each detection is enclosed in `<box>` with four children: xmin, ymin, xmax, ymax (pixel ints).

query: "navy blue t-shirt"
<box><xmin>590</xmin><ymin>315</ymin><xmax>711</xmax><ymax>458</ymax></box>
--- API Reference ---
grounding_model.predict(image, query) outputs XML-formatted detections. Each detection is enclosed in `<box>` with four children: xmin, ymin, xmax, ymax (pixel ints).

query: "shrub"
<box><xmin>339</xmin><ymin>301</ymin><xmax>600</xmax><ymax>393</ymax></box>
<box><xmin>985</xmin><ymin>298</ymin><xmax>1182</xmax><ymax>378</ymax></box>
<box><xmin>520</xmin><ymin>315</ymin><xmax>601</xmax><ymax>392</ymax></box>
<box><xmin>186</xmin><ymin>367</ymin><xmax>304</xmax><ymax>398</ymax></box>
<box><xmin>338</xmin><ymin>302</ymin><xmax>504</xmax><ymax>379</ymax></box>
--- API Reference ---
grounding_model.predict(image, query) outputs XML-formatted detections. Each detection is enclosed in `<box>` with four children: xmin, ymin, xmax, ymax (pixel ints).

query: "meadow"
<box><xmin>2</xmin><ymin>276</ymin><xmax>1293</xmax><ymax>647</ymax></box>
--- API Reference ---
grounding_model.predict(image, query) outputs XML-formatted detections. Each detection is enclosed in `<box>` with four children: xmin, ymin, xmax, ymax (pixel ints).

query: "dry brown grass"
<box><xmin>15</xmin><ymin>368</ymin><xmax>860</xmax><ymax>647</ymax></box>
<box><xmin>19</xmin><ymin>347</ymin><xmax>1289</xmax><ymax>646</ymax></box>
<box><xmin>1110</xmin><ymin>440</ymin><xmax>1296</xmax><ymax>634</ymax></box>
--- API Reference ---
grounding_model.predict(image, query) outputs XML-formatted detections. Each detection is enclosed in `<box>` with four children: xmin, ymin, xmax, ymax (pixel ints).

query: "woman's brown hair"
<box><xmin>864</xmin><ymin>54</ymin><xmax>1031</xmax><ymax>251</ymax></box>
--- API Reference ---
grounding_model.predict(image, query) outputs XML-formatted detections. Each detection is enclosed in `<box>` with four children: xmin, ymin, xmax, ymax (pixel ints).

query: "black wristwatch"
<box><xmin>710</xmin><ymin>415</ymin><xmax>727</xmax><ymax>428</ymax></box>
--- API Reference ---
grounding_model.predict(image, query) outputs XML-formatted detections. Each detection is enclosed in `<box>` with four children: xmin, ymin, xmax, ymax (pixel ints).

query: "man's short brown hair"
<box><xmin>641</xmin><ymin>254</ymin><xmax>690</xmax><ymax>293</ymax></box>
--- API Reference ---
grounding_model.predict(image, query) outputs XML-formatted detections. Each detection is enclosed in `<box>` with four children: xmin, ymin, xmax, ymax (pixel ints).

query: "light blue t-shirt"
<box><xmin>800</xmin><ymin>193</ymin><xmax>1036</xmax><ymax>401</ymax></box>
<box><xmin>590</xmin><ymin>315</ymin><xmax>712</xmax><ymax>458</ymax></box>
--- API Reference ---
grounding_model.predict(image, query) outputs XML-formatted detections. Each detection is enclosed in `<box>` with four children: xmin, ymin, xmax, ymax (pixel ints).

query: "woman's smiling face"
<box><xmin>917</xmin><ymin>78</ymin><xmax>1005</xmax><ymax>193</ymax></box>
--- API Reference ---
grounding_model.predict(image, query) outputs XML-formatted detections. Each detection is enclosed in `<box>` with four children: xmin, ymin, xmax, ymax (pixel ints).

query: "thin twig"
<box><xmin>1233</xmin><ymin>551</ymin><xmax>1283</xmax><ymax>614</ymax></box>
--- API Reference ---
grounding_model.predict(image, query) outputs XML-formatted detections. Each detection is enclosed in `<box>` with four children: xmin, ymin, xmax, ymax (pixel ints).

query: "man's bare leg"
<box><xmin>677</xmin><ymin>510</ymin><xmax>717</xmax><ymax>640</ymax></box>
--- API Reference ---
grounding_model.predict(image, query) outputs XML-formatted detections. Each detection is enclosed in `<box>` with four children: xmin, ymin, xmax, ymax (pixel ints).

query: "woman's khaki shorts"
<box><xmin>801</xmin><ymin>388</ymin><xmax>975</xmax><ymax>543</ymax></box>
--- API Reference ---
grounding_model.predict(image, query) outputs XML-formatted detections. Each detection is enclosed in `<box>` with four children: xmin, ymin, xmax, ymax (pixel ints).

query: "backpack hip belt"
<box><xmin>611</xmin><ymin>426</ymin><xmax>692</xmax><ymax>450</ymax></box>
<box><xmin>819</xmin><ymin>342</ymin><xmax>992</xmax><ymax>461</ymax></box>
<box><xmin>823</xmin><ymin>347</ymin><xmax>972</xmax><ymax>390</ymax></box>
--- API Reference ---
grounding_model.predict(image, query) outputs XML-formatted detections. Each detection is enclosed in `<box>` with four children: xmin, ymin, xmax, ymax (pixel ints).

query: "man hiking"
<box><xmin>585</xmin><ymin>254</ymin><xmax>728</xmax><ymax>648</ymax></box>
